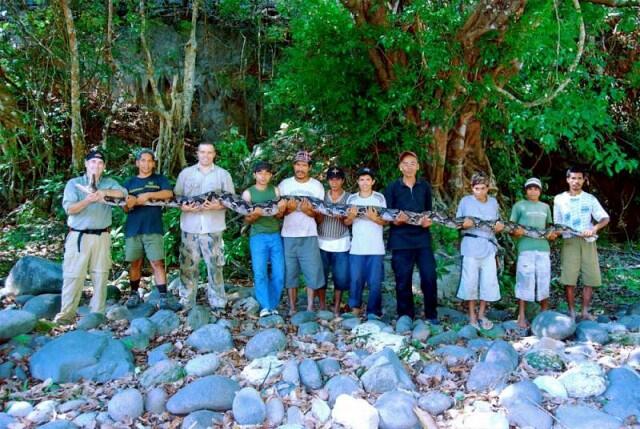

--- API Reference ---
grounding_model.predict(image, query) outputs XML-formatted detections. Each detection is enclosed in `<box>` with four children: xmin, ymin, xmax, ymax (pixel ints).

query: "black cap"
<box><xmin>253</xmin><ymin>161</ymin><xmax>273</xmax><ymax>173</ymax></box>
<box><xmin>85</xmin><ymin>150</ymin><xmax>105</xmax><ymax>162</ymax></box>
<box><xmin>356</xmin><ymin>167</ymin><xmax>375</xmax><ymax>179</ymax></box>
<box><xmin>326</xmin><ymin>166</ymin><xmax>345</xmax><ymax>180</ymax></box>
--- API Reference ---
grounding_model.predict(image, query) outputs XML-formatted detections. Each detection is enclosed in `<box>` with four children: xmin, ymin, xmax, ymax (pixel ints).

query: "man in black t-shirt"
<box><xmin>384</xmin><ymin>151</ymin><xmax>438</xmax><ymax>322</ymax></box>
<box><xmin>123</xmin><ymin>149</ymin><xmax>177</xmax><ymax>310</ymax></box>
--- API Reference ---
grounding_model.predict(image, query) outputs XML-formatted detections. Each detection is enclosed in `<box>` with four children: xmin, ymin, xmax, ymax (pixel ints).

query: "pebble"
<box><xmin>266</xmin><ymin>397</ymin><xmax>285</xmax><ymax>426</ymax></box>
<box><xmin>418</xmin><ymin>391</ymin><xmax>454</xmax><ymax>415</ymax></box>
<box><xmin>332</xmin><ymin>394</ymin><xmax>379</xmax><ymax>429</ymax></box>
<box><xmin>145</xmin><ymin>387</ymin><xmax>167</xmax><ymax>414</ymax></box>
<box><xmin>232</xmin><ymin>387</ymin><xmax>266</xmax><ymax>425</ymax></box>
<box><xmin>299</xmin><ymin>358</ymin><xmax>323</xmax><ymax>390</ymax></box>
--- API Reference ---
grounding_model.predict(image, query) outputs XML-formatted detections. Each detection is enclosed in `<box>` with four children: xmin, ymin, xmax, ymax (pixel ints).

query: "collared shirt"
<box><xmin>553</xmin><ymin>191</ymin><xmax>608</xmax><ymax>242</ymax></box>
<box><xmin>62</xmin><ymin>175</ymin><xmax>127</xmax><ymax>230</ymax></box>
<box><xmin>384</xmin><ymin>178</ymin><xmax>433</xmax><ymax>250</ymax></box>
<box><xmin>174</xmin><ymin>163</ymin><xmax>235</xmax><ymax>234</ymax></box>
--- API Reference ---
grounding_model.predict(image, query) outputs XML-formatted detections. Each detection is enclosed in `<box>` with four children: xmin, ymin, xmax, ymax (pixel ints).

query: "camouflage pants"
<box><xmin>179</xmin><ymin>231</ymin><xmax>226</xmax><ymax>309</ymax></box>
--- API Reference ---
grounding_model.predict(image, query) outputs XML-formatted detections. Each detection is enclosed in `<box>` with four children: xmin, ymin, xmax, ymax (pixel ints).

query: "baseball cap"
<box><xmin>326</xmin><ymin>166</ymin><xmax>345</xmax><ymax>180</ymax></box>
<box><xmin>85</xmin><ymin>149</ymin><xmax>105</xmax><ymax>161</ymax></box>
<box><xmin>253</xmin><ymin>161</ymin><xmax>273</xmax><ymax>173</ymax></box>
<box><xmin>135</xmin><ymin>148</ymin><xmax>156</xmax><ymax>160</ymax></box>
<box><xmin>293</xmin><ymin>150</ymin><xmax>312</xmax><ymax>164</ymax></box>
<box><xmin>356</xmin><ymin>167</ymin><xmax>375</xmax><ymax>179</ymax></box>
<box><xmin>399</xmin><ymin>151</ymin><xmax>418</xmax><ymax>163</ymax></box>
<box><xmin>524</xmin><ymin>177</ymin><xmax>542</xmax><ymax>189</ymax></box>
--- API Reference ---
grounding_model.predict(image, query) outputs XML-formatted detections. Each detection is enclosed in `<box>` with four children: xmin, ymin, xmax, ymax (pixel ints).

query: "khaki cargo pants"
<box><xmin>57</xmin><ymin>231</ymin><xmax>112</xmax><ymax>320</ymax></box>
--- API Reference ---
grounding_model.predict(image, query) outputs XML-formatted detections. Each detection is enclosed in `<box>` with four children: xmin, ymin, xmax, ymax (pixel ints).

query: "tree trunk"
<box><xmin>59</xmin><ymin>0</ymin><xmax>86</xmax><ymax>172</ymax></box>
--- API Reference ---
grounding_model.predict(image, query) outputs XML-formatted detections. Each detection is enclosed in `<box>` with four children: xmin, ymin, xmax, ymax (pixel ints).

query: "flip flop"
<box><xmin>479</xmin><ymin>317</ymin><xmax>494</xmax><ymax>330</ymax></box>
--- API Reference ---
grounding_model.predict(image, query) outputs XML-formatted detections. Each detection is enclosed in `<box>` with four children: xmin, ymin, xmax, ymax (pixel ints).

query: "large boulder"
<box><xmin>601</xmin><ymin>367</ymin><xmax>640</xmax><ymax>420</ymax></box>
<box><xmin>30</xmin><ymin>331</ymin><xmax>134</xmax><ymax>383</ymax></box>
<box><xmin>532</xmin><ymin>311</ymin><xmax>576</xmax><ymax>340</ymax></box>
<box><xmin>22</xmin><ymin>294</ymin><xmax>61</xmax><ymax>320</ymax></box>
<box><xmin>166</xmin><ymin>375</ymin><xmax>240</xmax><ymax>414</ymax></box>
<box><xmin>558</xmin><ymin>362</ymin><xmax>608</xmax><ymax>398</ymax></box>
<box><xmin>0</xmin><ymin>309</ymin><xmax>37</xmax><ymax>340</ymax></box>
<box><xmin>361</xmin><ymin>348</ymin><xmax>415</xmax><ymax>393</ymax></box>
<box><xmin>3</xmin><ymin>256</ymin><xmax>62</xmax><ymax>296</ymax></box>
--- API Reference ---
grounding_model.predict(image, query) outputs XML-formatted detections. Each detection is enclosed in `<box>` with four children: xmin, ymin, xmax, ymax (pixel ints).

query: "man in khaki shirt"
<box><xmin>54</xmin><ymin>149</ymin><xmax>127</xmax><ymax>325</ymax></box>
<box><xmin>174</xmin><ymin>142</ymin><xmax>235</xmax><ymax>309</ymax></box>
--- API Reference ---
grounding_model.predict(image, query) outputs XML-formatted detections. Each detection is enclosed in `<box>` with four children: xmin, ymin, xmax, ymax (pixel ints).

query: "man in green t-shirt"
<box><xmin>242</xmin><ymin>161</ymin><xmax>286</xmax><ymax>317</ymax></box>
<box><xmin>510</xmin><ymin>177</ymin><xmax>558</xmax><ymax>328</ymax></box>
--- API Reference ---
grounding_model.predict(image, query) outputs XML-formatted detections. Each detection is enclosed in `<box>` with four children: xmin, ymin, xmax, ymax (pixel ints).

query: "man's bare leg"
<box><xmin>565</xmin><ymin>285</ymin><xmax>576</xmax><ymax>319</ymax></box>
<box><xmin>288</xmin><ymin>288</ymin><xmax>297</xmax><ymax>315</ymax></box>
<box><xmin>517</xmin><ymin>300</ymin><xmax>529</xmax><ymax>328</ymax></box>
<box><xmin>317</xmin><ymin>287</ymin><xmax>327</xmax><ymax>311</ymax></box>
<box><xmin>307</xmin><ymin>287</ymin><xmax>315</xmax><ymax>312</ymax></box>
<box><xmin>149</xmin><ymin>259</ymin><xmax>167</xmax><ymax>286</ymax></box>
<box><xmin>540</xmin><ymin>298</ymin><xmax>549</xmax><ymax>311</ymax></box>
<box><xmin>333</xmin><ymin>290</ymin><xmax>343</xmax><ymax>316</ymax></box>
<box><xmin>468</xmin><ymin>299</ymin><xmax>477</xmax><ymax>326</ymax></box>
<box><xmin>582</xmin><ymin>286</ymin><xmax>594</xmax><ymax>320</ymax></box>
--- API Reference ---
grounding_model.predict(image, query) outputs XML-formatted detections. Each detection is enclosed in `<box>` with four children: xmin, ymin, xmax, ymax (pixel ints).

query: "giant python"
<box><xmin>77</xmin><ymin>181</ymin><xmax>585</xmax><ymax>240</ymax></box>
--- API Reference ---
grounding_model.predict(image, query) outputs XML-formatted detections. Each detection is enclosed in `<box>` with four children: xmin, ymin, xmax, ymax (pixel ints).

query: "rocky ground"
<box><xmin>1</xmin><ymin>255</ymin><xmax>640</xmax><ymax>429</ymax></box>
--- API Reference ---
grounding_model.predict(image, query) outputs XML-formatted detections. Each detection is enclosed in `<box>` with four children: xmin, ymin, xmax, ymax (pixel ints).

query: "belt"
<box><xmin>70</xmin><ymin>228</ymin><xmax>109</xmax><ymax>252</ymax></box>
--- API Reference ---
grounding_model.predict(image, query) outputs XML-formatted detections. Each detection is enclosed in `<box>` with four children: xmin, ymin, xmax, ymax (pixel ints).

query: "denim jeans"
<box><xmin>391</xmin><ymin>247</ymin><xmax>438</xmax><ymax>319</ymax></box>
<box><xmin>320</xmin><ymin>250</ymin><xmax>350</xmax><ymax>291</ymax></box>
<box><xmin>250</xmin><ymin>232</ymin><xmax>285</xmax><ymax>311</ymax></box>
<box><xmin>348</xmin><ymin>254</ymin><xmax>384</xmax><ymax>316</ymax></box>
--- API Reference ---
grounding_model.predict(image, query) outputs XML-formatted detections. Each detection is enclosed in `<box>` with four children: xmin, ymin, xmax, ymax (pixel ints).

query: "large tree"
<box><xmin>268</xmin><ymin>0</ymin><xmax>640</xmax><ymax>203</ymax></box>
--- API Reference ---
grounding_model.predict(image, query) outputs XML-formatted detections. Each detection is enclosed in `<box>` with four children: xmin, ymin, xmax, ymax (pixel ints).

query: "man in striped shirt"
<box><xmin>317</xmin><ymin>167</ymin><xmax>351</xmax><ymax>315</ymax></box>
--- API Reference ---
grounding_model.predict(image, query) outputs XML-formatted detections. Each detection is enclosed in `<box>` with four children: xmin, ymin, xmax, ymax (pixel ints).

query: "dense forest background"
<box><xmin>1</xmin><ymin>0</ymin><xmax>639</xmax><ymax>244</ymax></box>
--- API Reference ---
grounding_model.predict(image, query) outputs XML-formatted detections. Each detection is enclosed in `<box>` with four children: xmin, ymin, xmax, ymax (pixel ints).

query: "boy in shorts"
<box><xmin>456</xmin><ymin>172</ymin><xmax>504</xmax><ymax>329</ymax></box>
<box><xmin>510</xmin><ymin>177</ymin><xmax>557</xmax><ymax>328</ymax></box>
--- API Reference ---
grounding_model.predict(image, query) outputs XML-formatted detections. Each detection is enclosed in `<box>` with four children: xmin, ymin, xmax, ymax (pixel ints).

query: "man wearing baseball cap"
<box><xmin>383</xmin><ymin>151</ymin><xmax>438</xmax><ymax>323</ymax></box>
<box><xmin>122</xmin><ymin>149</ymin><xmax>177</xmax><ymax>310</ymax></box>
<box><xmin>54</xmin><ymin>149</ymin><xmax>127</xmax><ymax>325</ymax></box>
<box><xmin>510</xmin><ymin>177</ymin><xmax>557</xmax><ymax>328</ymax></box>
<box><xmin>278</xmin><ymin>150</ymin><xmax>326</xmax><ymax>315</ymax></box>
<box><xmin>317</xmin><ymin>166</ymin><xmax>351</xmax><ymax>315</ymax></box>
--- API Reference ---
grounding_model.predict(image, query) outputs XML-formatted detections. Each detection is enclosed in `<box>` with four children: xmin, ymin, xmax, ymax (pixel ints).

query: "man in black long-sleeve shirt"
<box><xmin>384</xmin><ymin>151</ymin><xmax>438</xmax><ymax>322</ymax></box>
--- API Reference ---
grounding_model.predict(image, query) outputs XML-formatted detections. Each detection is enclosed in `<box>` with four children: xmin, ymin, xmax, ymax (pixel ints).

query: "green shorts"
<box><xmin>125</xmin><ymin>234</ymin><xmax>165</xmax><ymax>262</ymax></box>
<box><xmin>560</xmin><ymin>237</ymin><xmax>601</xmax><ymax>287</ymax></box>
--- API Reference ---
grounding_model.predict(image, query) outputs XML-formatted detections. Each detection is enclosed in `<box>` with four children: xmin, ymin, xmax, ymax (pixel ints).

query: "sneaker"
<box><xmin>125</xmin><ymin>294</ymin><xmax>142</xmax><ymax>308</ymax></box>
<box><xmin>158</xmin><ymin>293</ymin><xmax>182</xmax><ymax>311</ymax></box>
<box><xmin>271</xmin><ymin>309</ymin><xmax>279</xmax><ymax>316</ymax></box>
<box><xmin>53</xmin><ymin>314</ymin><xmax>74</xmax><ymax>326</ymax></box>
<box><xmin>426</xmin><ymin>318</ymin><xmax>440</xmax><ymax>326</ymax></box>
<box><xmin>259</xmin><ymin>308</ymin><xmax>271</xmax><ymax>318</ymax></box>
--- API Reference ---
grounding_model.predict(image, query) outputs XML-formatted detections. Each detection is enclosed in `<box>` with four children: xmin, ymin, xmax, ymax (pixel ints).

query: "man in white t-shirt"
<box><xmin>278</xmin><ymin>150</ymin><xmax>325</xmax><ymax>315</ymax></box>
<box><xmin>553</xmin><ymin>167</ymin><xmax>609</xmax><ymax>320</ymax></box>
<box><xmin>344</xmin><ymin>167</ymin><xmax>387</xmax><ymax>318</ymax></box>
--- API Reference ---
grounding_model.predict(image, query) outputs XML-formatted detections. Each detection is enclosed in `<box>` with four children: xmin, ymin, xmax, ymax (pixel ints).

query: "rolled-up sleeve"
<box><xmin>62</xmin><ymin>180</ymin><xmax>80</xmax><ymax>214</ymax></box>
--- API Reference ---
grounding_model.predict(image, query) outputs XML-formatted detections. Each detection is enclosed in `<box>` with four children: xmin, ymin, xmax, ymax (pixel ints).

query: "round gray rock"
<box><xmin>232</xmin><ymin>387</ymin><xmax>266</xmax><ymax>425</ymax></box>
<box><xmin>22</xmin><ymin>294</ymin><xmax>61</xmax><ymax>320</ymax></box>
<box><xmin>375</xmin><ymin>390</ymin><xmax>418</xmax><ymax>429</ymax></box>
<box><xmin>108</xmin><ymin>388</ymin><xmax>144</xmax><ymax>422</ymax></box>
<box><xmin>575</xmin><ymin>320</ymin><xmax>609</xmax><ymax>344</ymax></box>
<box><xmin>325</xmin><ymin>375</ymin><xmax>361</xmax><ymax>406</ymax></box>
<box><xmin>180</xmin><ymin>410</ymin><xmax>223</xmax><ymax>429</ymax></box>
<box><xmin>185</xmin><ymin>353</ymin><xmax>220</xmax><ymax>377</ymax></box>
<box><xmin>553</xmin><ymin>404</ymin><xmax>622</xmax><ymax>429</ymax></box>
<box><xmin>145</xmin><ymin>387</ymin><xmax>167</xmax><ymax>414</ymax></box>
<box><xmin>244</xmin><ymin>328</ymin><xmax>286</xmax><ymax>360</ymax></box>
<box><xmin>299</xmin><ymin>358</ymin><xmax>323</xmax><ymax>390</ymax></box>
<box><xmin>265</xmin><ymin>397</ymin><xmax>285</xmax><ymax>426</ymax></box>
<box><xmin>3</xmin><ymin>256</ymin><xmax>62</xmax><ymax>296</ymax></box>
<box><xmin>532</xmin><ymin>311</ymin><xmax>576</xmax><ymax>340</ymax></box>
<box><xmin>0</xmin><ymin>309</ymin><xmax>37</xmax><ymax>340</ymax></box>
<box><xmin>149</xmin><ymin>310</ymin><xmax>180</xmax><ymax>335</ymax></box>
<box><xmin>186</xmin><ymin>324</ymin><xmax>233</xmax><ymax>353</ymax></box>
<box><xmin>418</xmin><ymin>391</ymin><xmax>453</xmax><ymax>415</ymax></box>
<box><xmin>166</xmin><ymin>375</ymin><xmax>240</xmax><ymax>414</ymax></box>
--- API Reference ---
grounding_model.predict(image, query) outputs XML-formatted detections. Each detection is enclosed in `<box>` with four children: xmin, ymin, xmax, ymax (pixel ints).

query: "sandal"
<box><xmin>479</xmin><ymin>317</ymin><xmax>494</xmax><ymax>330</ymax></box>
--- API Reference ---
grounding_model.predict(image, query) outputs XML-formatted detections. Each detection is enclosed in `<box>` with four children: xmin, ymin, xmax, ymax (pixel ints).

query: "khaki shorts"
<box><xmin>125</xmin><ymin>233</ymin><xmax>165</xmax><ymax>262</ymax></box>
<box><xmin>560</xmin><ymin>237</ymin><xmax>601</xmax><ymax>287</ymax></box>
